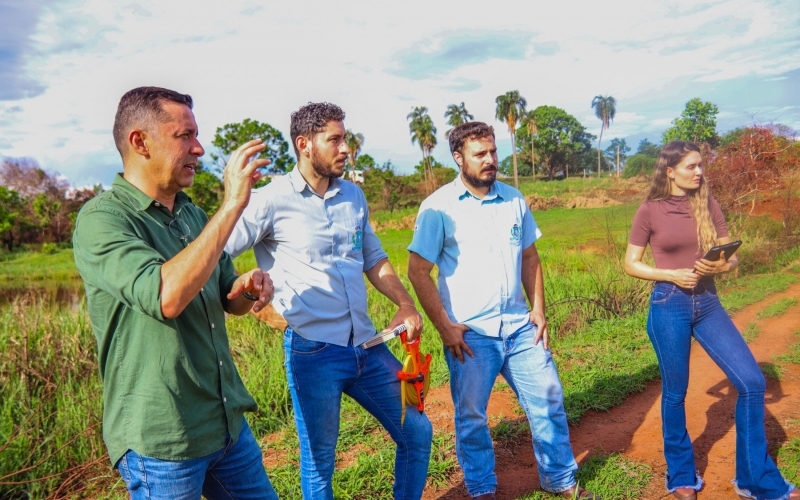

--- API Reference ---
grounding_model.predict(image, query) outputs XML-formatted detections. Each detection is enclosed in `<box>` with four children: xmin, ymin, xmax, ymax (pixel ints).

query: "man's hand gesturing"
<box><xmin>221</xmin><ymin>139</ymin><xmax>271</xmax><ymax>212</ymax></box>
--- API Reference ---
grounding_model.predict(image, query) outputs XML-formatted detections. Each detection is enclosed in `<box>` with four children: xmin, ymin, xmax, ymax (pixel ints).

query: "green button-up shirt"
<box><xmin>73</xmin><ymin>174</ymin><xmax>257</xmax><ymax>466</ymax></box>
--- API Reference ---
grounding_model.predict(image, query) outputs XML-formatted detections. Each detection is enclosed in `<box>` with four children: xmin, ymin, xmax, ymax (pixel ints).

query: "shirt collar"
<box><xmin>287</xmin><ymin>166</ymin><xmax>342</xmax><ymax>199</ymax></box>
<box><xmin>453</xmin><ymin>174</ymin><xmax>501</xmax><ymax>202</ymax></box>
<box><xmin>111</xmin><ymin>173</ymin><xmax>191</xmax><ymax>212</ymax></box>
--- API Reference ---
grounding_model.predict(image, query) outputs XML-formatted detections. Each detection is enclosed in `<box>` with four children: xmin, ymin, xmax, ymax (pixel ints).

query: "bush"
<box><xmin>622</xmin><ymin>154</ymin><xmax>656</xmax><ymax>179</ymax></box>
<box><xmin>40</xmin><ymin>243</ymin><xmax>58</xmax><ymax>254</ymax></box>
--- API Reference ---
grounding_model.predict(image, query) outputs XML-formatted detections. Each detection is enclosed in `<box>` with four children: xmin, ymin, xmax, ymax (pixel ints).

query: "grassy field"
<box><xmin>1</xmin><ymin>176</ymin><xmax>799</xmax><ymax>498</ymax></box>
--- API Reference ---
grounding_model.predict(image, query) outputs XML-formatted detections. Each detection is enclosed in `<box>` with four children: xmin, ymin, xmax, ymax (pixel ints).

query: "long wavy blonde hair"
<box><xmin>645</xmin><ymin>141</ymin><xmax>718</xmax><ymax>254</ymax></box>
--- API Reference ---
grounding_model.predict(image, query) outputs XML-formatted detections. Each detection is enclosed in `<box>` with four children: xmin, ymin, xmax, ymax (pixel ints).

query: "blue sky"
<box><xmin>0</xmin><ymin>0</ymin><xmax>798</xmax><ymax>187</ymax></box>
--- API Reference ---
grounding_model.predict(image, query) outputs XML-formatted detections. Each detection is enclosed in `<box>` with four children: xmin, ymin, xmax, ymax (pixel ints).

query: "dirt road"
<box><xmin>423</xmin><ymin>277</ymin><xmax>800</xmax><ymax>500</ymax></box>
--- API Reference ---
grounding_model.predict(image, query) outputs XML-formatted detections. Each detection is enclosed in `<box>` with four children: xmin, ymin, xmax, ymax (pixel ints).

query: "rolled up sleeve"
<box><xmin>73</xmin><ymin>206</ymin><xmax>165</xmax><ymax>321</ymax></box>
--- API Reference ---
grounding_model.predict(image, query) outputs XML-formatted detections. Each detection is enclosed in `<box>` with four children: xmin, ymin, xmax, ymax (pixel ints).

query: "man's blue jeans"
<box><xmin>283</xmin><ymin>326</ymin><xmax>433</xmax><ymax>500</ymax></box>
<box><xmin>116</xmin><ymin>417</ymin><xmax>278</xmax><ymax>500</ymax></box>
<box><xmin>647</xmin><ymin>282</ymin><xmax>794</xmax><ymax>499</ymax></box>
<box><xmin>444</xmin><ymin>322</ymin><xmax>578</xmax><ymax>497</ymax></box>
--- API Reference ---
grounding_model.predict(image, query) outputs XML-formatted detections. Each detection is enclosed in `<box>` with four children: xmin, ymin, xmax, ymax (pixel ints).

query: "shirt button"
<box><xmin>219</xmin><ymin>361</ymin><xmax>223</xmax><ymax>366</ymax></box>
<box><xmin>201</xmin><ymin>287</ymin><xmax>204</xmax><ymax>293</ymax></box>
<box><xmin>155</xmin><ymin>202</ymin><xmax>161</xmax><ymax>207</ymax></box>
<box><xmin>211</xmin><ymin>323</ymin><xmax>215</xmax><ymax>328</ymax></box>
<box><xmin>223</xmin><ymin>397</ymin><xmax>227</xmax><ymax>403</ymax></box>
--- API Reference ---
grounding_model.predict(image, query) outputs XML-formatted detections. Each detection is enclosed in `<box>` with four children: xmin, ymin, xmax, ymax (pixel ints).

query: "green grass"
<box><xmin>0</xmin><ymin>249</ymin><xmax>80</xmax><ymax>282</ymax></box>
<box><xmin>760</xmin><ymin>362</ymin><xmax>785</xmax><ymax>380</ymax></box>
<box><xmin>2</xmin><ymin>199</ymin><xmax>798</xmax><ymax>498</ymax></box>
<box><xmin>742</xmin><ymin>322</ymin><xmax>761</xmax><ymax>343</ymax></box>
<box><xmin>515</xmin><ymin>454</ymin><xmax>652</xmax><ymax>500</ymax></box>
<box><xmin>757</xmin><ymin>298</ymin><xmax>799</xmax><ymax>319</ymax></box>
<box><xmin>719</xmin><ymin>273</ymin><xmax>799</xmax><ymax>313</ymax></box>
<box><xmin>778</xmin><ymin>437</ymin><xmax>800</xmax><ymax>485</ymax></box>
<box><xmin>773</xmin><ymin>330</ymin><xmax>800</xmax><ymax>365</ymax></box>
<box><xmin>515</xmin><ymin>176</ymin><xmax>627</xmax><ymax>200</ymax></box>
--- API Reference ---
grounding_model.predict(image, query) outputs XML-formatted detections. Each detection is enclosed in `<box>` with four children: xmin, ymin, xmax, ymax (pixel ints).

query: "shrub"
<box><xmin>40</xmin><ymin>242</ymin><xmax>58</xmax><ymax>254</ymax></box>
<box><xmin>622</xmin><ymin>154</ymin><xmax>655</xmax><ymax>179</ymax></box>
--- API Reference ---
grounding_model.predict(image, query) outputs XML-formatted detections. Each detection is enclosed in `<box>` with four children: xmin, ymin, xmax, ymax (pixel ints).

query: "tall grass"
<box><xmin>0</xmin><ymin>297</ymin><xmax>108</xmax><ymax>498</ymax></box>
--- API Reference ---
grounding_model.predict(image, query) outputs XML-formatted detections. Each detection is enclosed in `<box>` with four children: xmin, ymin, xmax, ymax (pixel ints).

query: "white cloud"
<box><xmin>0</xmin><ymin>0</ymin><xmax>798</xmax><ymax>185</ymax></box>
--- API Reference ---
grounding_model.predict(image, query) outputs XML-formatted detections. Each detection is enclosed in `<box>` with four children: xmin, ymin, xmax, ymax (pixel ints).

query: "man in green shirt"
<box><xmin>73</xmin><ymin>87</ymin><xmax>278</xmax><ymax>499</ymax></box>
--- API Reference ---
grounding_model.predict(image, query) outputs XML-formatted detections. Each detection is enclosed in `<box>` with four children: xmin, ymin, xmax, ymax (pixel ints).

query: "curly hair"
<box><xmin>113</xmin><ymin>87</ymin><xmax>193</xmax><ymax>157</ymax></box>
<box><xmin>448</xmin><ymin>121</ymin><xmax>495</xmax><ymax>155</ymax></box>
<box><xmin>290</xmin><ymin>102</ymin><xmax>346</xmax><ymax>156</ymax></box>
<box><xmin>646</xmin><ymin>140</ymin><xmax>718</xmax><ymax>254</ymax></box>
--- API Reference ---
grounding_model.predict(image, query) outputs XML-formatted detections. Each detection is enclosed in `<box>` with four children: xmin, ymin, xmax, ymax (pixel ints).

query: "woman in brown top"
<box><xmin>624</xmin><ymin>141</ymin><xmax>797</xmax><ymax>500</ymax></box>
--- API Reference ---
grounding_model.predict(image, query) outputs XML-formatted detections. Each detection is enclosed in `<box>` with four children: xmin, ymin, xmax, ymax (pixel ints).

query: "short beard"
<box><xmin>461</xmin><ymin>166</ymin><xmax>496</xmax><ymax>188</ymax></box>
<box><xmin>311</xmin><ymin>148</ymin><xmax>344</xmax><ymax>179</ymax></box>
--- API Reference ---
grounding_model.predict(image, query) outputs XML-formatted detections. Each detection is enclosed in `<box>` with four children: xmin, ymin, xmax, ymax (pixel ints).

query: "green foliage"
<box><xmin>778</xmin><ymin>437</ymin><xmax>800</xmax><ymax>484</ymax></box>
<box><xmin>0</xmin><ymin>302</ymin><xmax>109</xmax><ymax>498</ymax></box>
<box><xmin>361</xmin><ymin>162</ymin><xmax>424</xmax><ymax>213</ymax></box>
<box><xmin>757</xmin><ymin>298</ymin><xmax>798</xmax><ymax>319</ymax></box>
<box><xmin>622</xmin><ymin>154</ymin><xmax>657</xmax><ymax>178</ymax></box>
<box><xmin>185</xmin><ymin>169</ymin><xmax>223</xmax><ymax>215</ymax></box>
<box><xmin>500</xmin><ymin>154</ymin><xmax>532</xmax><ymax>177</ymax></box>
<box><xmin>345</xmin><ymin>130</ymin><xmax>365</xmax><ymax>170</ymax></box>
<box><xmin>496</xmin><ymin>90</ymin><xmax>528</xmax><ymax>186</ymax></box>
<box><xmin>407</xmin><ymin>107</ymin><xmax>438</xmax><ymax>191</ymax></box>
<box><xmin>742</xmin><ymin>321</ymin><xmax>761</xmax><ymax>343</ymax></box>
<box><xmin>0</xmin><ymin>249</ymin><xmax>80</xmax><ymax>282</ymax></box>
<box><xmin>718</xmin><ymin>273</ymin><xmax>798</xmax><ymax>312</ymax></box>
<box><xmin>662</xmin><ymin>98</ymin><xmax>719</xmax><ymax>145</ymax></box>
<box><xmin>40</xmin><ymin>242</ymin><xmax>58</xmax><ymax>254</ymax></box>
<box><xmin>515</xmin><ymin>454</ymin><xmax>651</xmax><ymax>500</ymax></box>
<box><xmin>604</xmin><ymin>138</ymin><xmax>630</xmax><ymax>165</ymax></box>
<box><xmin>759</xmin><ymin>362</ymin><xmax>784</xmax><ymax>380</ymax></box>
<box><xmin>636</xmin><ymin>138</ymin><xmax>660</xmax><ymax>157</ymax></box>
<box><xmin>210</xmin><ymin>118</ymin><xmax>294</xmax><ymax>174</ymax></box>
<box><xmin>591</xmin><ymin>95</ymin><xmax>617</xmax><ymax>176</ymax></box>
<box><xmin>517</xmin><ymin>106</ymin><xmax>594</xmax><ymax>180</ymax></box>
<box><xmin>444</xmin><ymin>102</ymin><xmax>473</xmax><ymax>138</ymax></box>
<box><xmin>0</xmin><ymin>186</ymin><xmax>23</xmax><ymax>251</ymax></box>
<box><xmin>355</xmin><ymin>153</ymin><xmax>377</xmax><ymax>170</ymax></box>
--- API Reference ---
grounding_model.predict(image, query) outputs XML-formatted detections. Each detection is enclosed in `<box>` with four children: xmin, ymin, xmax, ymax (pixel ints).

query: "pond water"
<box><xmin>0</xmin><ymin>281</ymin><xmax>85</xmax><ymax>309</ymax></box>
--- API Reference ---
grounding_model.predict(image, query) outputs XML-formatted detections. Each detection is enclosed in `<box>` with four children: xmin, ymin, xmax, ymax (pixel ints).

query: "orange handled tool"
<box><xmin>396</xmin><ymin>329</ymin><xmax>432</xmax><ymax>425</ymax></box>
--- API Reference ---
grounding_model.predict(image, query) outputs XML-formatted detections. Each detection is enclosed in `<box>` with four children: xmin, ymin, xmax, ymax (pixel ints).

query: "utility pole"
<box><xmin>616</xmin><ymin>145</ymin><xmax>620</xmax><ymax>178</ymax></box>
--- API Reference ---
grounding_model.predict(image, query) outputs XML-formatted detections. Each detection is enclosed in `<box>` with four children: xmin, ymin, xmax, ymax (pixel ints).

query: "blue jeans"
<box><xmin>445</xmin><ymin>322</ymin><xmax>578</xmax><ymax>497</ymax></box>
<box><xmin>647</xmin><ymin>282</ymin><xmax>795</xmax><ymax>499</ymax></box>
<box><xmin>116</xmin><ymin>417</ymin><xmax>278</xmax><ymax>500</ymax></box>
<box><xmin>283</xmin><ymin>326</ymin><xmax>433</xmax><ymax>500</ymax></box>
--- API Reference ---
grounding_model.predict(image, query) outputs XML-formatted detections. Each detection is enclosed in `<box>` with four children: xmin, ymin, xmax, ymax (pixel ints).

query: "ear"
<box><xmin>295</xmin><ymin>135</ymin><xmax>311</xmax><ymax>158</ymax></box>
<box><xmin>128</xmin><ymin>129</ymin><xmax>150</xmax><ymax>158</ymax></box>
<box><xmin>665</xmin><ymin>166</ymin><xmax>674</xmax><ymax>179</ymax></box>
<box><xmin>452</xmin><ymin>152</ymin><xmax>464</xmax><ymax>168</ymax></box>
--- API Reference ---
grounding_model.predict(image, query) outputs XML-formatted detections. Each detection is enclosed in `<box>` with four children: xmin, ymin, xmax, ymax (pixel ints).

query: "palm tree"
<box><xmin>591</xmin><ymin>95</ymin><xmax>617</xmax><ymax>178</ymax></box>
<box><xmin>407</xmin><ymin>107</ymin><xmax>438</xmax><ymax>193</ymax></box>
<box><xmin>344</xmin><ymin>130</ymin><xmax>364</xmax><ymax>177</ymax></box>
<box><xmin>495</xmin><ymin>90</ymin><xmax>527</xmax><ymax>189</ymax></box>
<box><xmin>444</xmin><ymin>102</ymin><xmax>474</xmax><ymax>138</ymax></box>
<box><xmin>526</xmin><ymin>111</ymin><xmax>538</xmax><ymax>182</ymax></box>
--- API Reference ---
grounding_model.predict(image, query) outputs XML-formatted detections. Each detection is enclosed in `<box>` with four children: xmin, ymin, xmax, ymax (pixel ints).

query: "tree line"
<box><xmin>2</xmin><ymin>94</ymin><xmax>797</xmax><ymax>251</ymax></box>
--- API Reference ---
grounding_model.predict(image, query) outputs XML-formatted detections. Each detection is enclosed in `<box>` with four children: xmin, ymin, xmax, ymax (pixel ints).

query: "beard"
<box><xmin>461</xmin><ymin>165</ymin><xmax>497</xmax><ymax>188</ymax></box>
<box><xmin>311</xmin><ymin>148</ymin><xmax>345</xmax><ymax>179</ymax></box>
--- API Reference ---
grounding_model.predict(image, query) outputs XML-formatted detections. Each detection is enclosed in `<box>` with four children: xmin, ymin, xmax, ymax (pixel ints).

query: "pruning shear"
<box><xmin>396</xmin><ymin>329</ymin><xmax>432</xmax><ymax>425</ymax></box>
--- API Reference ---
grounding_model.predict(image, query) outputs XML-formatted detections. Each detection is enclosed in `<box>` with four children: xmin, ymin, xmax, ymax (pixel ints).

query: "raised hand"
<box><xmin>221</xmin><ymin>139</ymin><xmax>271</xmax><ymax>212</ymax></box>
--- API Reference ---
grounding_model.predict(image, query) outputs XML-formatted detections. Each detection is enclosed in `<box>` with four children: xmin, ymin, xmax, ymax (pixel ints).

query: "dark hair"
<box><xmin>289</xmin><ymin>102</ymin><xmax>346</xmax><ymax>156</ymax></box>
<box><xmin>448</xmin><ymin>121</ymin><xmax>495</xmax><ymax>155</ymax></box>
<box><xmin>112</xmin><ymin>86</ymin><xmax>193</xmax><ymax>157</ymax></box>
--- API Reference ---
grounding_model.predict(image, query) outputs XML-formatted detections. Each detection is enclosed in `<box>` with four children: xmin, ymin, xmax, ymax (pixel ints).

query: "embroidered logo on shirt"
<box><xmin>352</xmin><ymin>226</ymin><xmax>363</xmax><ymax>251</ymax></box>
<box><xmin>510</xmin><ymin>224</ymin><xmax>522</xmax><ymax>242</ymax></box>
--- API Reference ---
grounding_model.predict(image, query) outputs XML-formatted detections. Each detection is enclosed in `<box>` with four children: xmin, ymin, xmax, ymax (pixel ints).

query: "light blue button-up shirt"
<box><xmin>225</xmin><ymin>168</ymin><xmax>388</xmax><ymax>347</ymax></box>
<box><xmin>408</xmin><ymin>175</ymin><xmax>541</xmax><ymax>337</ymax></box>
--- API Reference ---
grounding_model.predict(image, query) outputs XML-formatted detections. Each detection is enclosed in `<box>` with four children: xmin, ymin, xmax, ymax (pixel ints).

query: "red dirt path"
<box><xmin>422</xmin><ymin>277</ymin><xmax>800</xmax><ymax>500</ymax></box>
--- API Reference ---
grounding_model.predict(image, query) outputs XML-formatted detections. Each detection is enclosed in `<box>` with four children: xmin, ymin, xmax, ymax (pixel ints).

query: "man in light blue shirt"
<box><xmin>408</xmin><ymin>122</ymin><xmax>597</xmax><ymax>500</ymax></box>
<box><xmin>225</xmin><ymin>102</ymin><xmax>432</xmax><ymax>500</ymax></box>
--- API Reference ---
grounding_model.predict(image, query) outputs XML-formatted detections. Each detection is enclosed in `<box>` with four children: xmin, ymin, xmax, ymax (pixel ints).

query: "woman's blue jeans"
<box><xmin>445</xmin><ymin>322</ymin><xmax>578</xmax><ymax>497</ymax></box>
<box><xmin>283</xmin><ymin>326</ymin><xmax>433</xmax><ymax>500</ymax></box>
<box><xmin>647</xmin><ymin>282</ymin><xmax>794</xmax><ymax>499</ymax></box>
